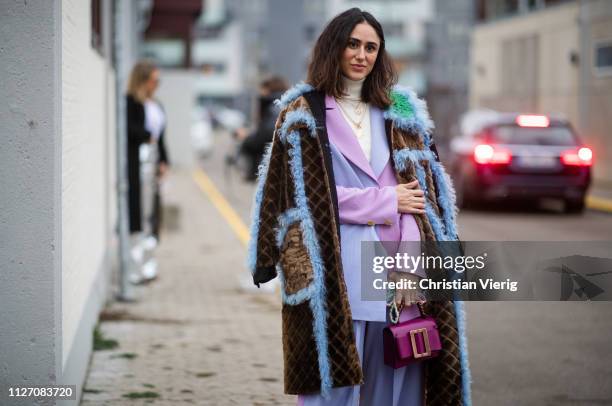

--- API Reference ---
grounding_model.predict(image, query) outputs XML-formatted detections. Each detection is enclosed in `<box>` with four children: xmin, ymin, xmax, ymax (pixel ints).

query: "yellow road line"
<box><xmin>192</xmin><ymin>169</ymin><xmax>250</xmax><ymax>247</ymax></box>
<box><xmin>586</xmin><ymin>195</ymin><xmax>612</xmax><ymax>213</ymax></box>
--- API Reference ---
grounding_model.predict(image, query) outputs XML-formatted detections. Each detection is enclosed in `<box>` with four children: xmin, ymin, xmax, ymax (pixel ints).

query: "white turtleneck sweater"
<box><xmin>335</xmin><ymin>75</ymin><xmax>372</xmax><ymax>162</ymax></box>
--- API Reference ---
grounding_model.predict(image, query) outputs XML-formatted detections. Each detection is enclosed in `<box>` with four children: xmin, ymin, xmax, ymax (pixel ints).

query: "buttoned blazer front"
<box><xmin>325</xmin><ymin>94</ymin><xmax>425</xmax><ymax>321</ymax></box>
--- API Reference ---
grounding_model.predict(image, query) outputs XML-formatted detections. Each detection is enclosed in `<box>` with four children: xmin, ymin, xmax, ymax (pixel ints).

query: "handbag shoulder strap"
<box><xmin>389</xmin><ymin>301</ymin><xmax>427</xmax><ymax>324</ymax></box>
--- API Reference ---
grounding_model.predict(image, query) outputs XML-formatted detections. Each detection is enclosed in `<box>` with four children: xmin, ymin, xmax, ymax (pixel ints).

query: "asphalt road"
<box><xmin>202</xmin><ymin>130</ymin><xmax>612</xmax><ymax>406</ymax></box>
<box><xmin>459</xmin><ymin>206</ymin><xmax>612</xmax><ymax>405</ymax></box>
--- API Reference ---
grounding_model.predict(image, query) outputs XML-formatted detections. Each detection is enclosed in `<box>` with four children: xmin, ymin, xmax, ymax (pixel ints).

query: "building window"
<box><xmin>91</xmin><ymin>0</ymin><xmax>103</xmax><ymax>54</ymax></box>
<box><xmin>199</xmin><ymin>62</ymin><xmax>227</xmax><ymax>75</ymax></box>
<box><xmin>595</xmin><ymin>41</ymin><xmax>612</xmax><ymax>75</ymax></box>
<box><xmin>141</xmin><ymin>39</ymin><xmax>186</xmax><ymax>68</ymax></box>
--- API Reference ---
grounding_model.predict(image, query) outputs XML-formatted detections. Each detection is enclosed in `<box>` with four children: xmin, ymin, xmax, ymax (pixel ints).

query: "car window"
<box><xmin>489</xmin><ymin>125</ymin><xmax>577</xmax><ymax>146</ymax></box>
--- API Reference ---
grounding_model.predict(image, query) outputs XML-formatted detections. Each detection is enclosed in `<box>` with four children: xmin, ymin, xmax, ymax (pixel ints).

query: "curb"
<box><xmin>586</xmin><ymin>195</ymin><xmax>612</xmax><ymax>213</ymax></box>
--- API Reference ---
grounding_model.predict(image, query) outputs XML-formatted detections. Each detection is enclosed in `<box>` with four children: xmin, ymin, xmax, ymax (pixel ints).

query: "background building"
<box><xmin>470</xmin><ymin>0</ymin><xmax>612</xmax><ymax>186</ymax></box>
<box><xmin>425</xmin><ymin>0</ymin><xmax>475</xmax><ymax>151</ymax></box>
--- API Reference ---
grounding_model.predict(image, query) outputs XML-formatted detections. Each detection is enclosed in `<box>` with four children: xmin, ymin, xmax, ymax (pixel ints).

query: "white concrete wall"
<box><xmin>156</xmin><ymin>70</ymin><xmax>202</xmax><ymax>168</ymax></box>
<box><xmin>61</xmin><ymin>0</ymin><xmax>116</xmax><ymax>369</ymax></box>
<box><xmin>0</xmin><ymin>0</ymin><xmax>63</xmax><ymax>396</ymax></box>
<box><xmin>582</xmin><ymin>0</ymin><xmax>612</xmax><ymax>185</ymax></box>
<box><xmin>470</xmin><ymin>2</ymin><xmax>580</xmax><ymax>115</ymax></box>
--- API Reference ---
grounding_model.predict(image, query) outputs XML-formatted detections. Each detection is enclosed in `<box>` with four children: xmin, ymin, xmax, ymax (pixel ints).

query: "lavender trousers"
<box><xmin>297</xmin><ymin>307</ymin><xmax>424</xmax><ymax>406</ymax></box>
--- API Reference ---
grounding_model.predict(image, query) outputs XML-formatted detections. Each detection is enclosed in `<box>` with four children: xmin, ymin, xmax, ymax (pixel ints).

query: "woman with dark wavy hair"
<box><xmin>248</xmin><ymin>8</ymin><xmax>471</xmax><ymax>406</ymax></box>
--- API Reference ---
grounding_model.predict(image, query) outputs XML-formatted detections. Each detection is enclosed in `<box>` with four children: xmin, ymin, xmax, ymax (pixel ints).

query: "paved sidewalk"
<box><xmin>81</xmin><ymin>170</ymin><xmax>294</xmax><ymax>405</ymax></box>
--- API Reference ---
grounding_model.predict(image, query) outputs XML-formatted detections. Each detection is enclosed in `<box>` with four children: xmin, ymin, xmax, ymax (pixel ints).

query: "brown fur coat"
<box><xmin>247</xmin><ymin>83</ymin><xmax>471</xmax><ymax>405</ymax></box>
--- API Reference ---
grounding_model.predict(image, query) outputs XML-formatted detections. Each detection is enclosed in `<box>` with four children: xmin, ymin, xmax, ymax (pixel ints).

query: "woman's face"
<box><xmin>340</xmin><ymin>22</ymin><xmax>380</xmax><ymax>81</ymax></box>
<box><xmin>145</xmin><ymin>69</ymin><xmax>160</xmax><ymax>98</ymax></box>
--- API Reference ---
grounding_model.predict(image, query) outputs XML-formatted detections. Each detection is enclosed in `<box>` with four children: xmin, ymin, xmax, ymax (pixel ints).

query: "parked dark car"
<box><xmin>449</xmin><ymin>110</ymin><xmax>592</xmax><ymax>213</ymax></box>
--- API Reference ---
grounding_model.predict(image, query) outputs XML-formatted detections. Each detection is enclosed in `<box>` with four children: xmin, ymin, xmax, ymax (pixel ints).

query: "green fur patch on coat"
<box><xmin>389</xmin><ymin>90</ymin><xmax>415</xmax><ymax>119</ymax></box>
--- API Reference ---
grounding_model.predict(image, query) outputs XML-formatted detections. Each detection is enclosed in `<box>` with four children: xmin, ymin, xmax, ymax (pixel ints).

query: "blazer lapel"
<box><xmin>369</xmin><ymin>106</ymin><xmax>390</xmax><ymax>179</ymax></box>
<box><xmin>325</xmin><ymin>95</ymin><xmax>377</xmax><ymax>182</ymax></box>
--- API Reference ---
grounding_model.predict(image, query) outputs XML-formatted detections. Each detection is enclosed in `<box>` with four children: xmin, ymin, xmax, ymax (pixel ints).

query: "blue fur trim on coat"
<box><xmin>279</xmin><ymin>109</ymin><xmax>318</xmax><ymax>143</ymax></box>
<box><xmin>412</xmin><ymin>162</ymin><xmax>453</xmax><ymax>241</ymax></box>
<box><xmin>392</xmin><ymin>148</ymin><xmax>459</xmax><ymax>240</ymax></box>
<box><xmin>392</xmin><ymin>148</ymin><xmax>437</xmax><ymax>172</ymax></box>
<box><xmin>454</xmin><ymin>300</ymin><xmax>472</xmax><ymax>405</ymax></box>
<box><xmin>276</xmin><ymin>262</ymin><xmax>317</xmax><ymax>305</ymax></box>
<box><xmin>274</xmin><ymin>82</ymin><xmax>314</xmax><ymax>110</ymax></box>
<box><xmin>285</xmin><ymin>130</ymin><xmax>332</xmax><ymax>398</ymax></box>
<box><xmin>384</xmin><ymin>85</ymin><xmax>434</xmax><ymax>146</ymax></box>
<box><xmin>429</xmin><ymin>160</ymin><xmax>458</xmax><ymax>238</ymax></box>
<box><xmin>247</xmin><ymin>141</ymin><xmax>275</xmax><ymax>273</ymax></box>
<box><xmin>275</xmin><ymin>208</ymin><xmax>302</xmax><ymax>247</ymax></box>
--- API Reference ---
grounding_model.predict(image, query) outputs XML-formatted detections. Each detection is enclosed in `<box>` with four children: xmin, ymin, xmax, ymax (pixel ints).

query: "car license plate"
<box><xmin>517</xmin><ymin>156</ymin><xmax>557</xmax><ymax>168</ymax></box>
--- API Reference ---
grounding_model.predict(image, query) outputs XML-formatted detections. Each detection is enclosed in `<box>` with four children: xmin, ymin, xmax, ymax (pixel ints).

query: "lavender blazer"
<box><xmin>326</xmin><ymin>95</ymin><xmax>425</xmax><ymax>322</ymax></box>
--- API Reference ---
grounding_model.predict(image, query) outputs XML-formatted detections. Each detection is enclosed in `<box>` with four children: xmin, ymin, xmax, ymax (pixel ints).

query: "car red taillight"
<box><xmin>561</xmin><ymin>147</ymin><xmax>593</xmax><ymax>166</ymax></box>
<box><xmin>474</xmin><ymin>144</ymin><xmax>512</xmax><ymax>164</ymax></box>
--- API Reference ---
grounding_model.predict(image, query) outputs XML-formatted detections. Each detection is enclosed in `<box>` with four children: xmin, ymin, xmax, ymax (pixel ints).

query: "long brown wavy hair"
<box><xmin>306</xmin><ymin>8</ymin><xmax>397</xmax><ymax>109</ymax></box>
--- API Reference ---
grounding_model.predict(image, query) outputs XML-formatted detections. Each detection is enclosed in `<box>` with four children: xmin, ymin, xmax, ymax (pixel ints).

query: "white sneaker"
<box><xmin>131</xmin><ymin>244</ymin><xmax>144</xmax><ymax>263</ymax></box>
<box><xmin>143</xmin><ymin>236</ymin><xmax>158</xmax><ymax>251</ymax></box>
<box><xmin>141</xmin><ymin>259</ymin><xmax>158</xmax><ymax>281</ymax></box>
<box><xmin>129</xmin><ymin>272</ymin><xmax>144</xmax><ymax>285</ymax></box>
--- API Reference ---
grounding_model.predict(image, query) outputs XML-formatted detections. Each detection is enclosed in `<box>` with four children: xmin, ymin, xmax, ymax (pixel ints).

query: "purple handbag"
<box><xmin>383</xmin><ymin>302</ymin><xmax>441</xmax><ymax>369</ymax></box>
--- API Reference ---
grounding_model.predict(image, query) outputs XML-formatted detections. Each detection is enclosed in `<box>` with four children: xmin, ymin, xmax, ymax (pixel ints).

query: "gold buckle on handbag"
<box><xmin>409</xmin><ymin>328</ymin><xmax>431</xmax><ymax>358</ymax></box>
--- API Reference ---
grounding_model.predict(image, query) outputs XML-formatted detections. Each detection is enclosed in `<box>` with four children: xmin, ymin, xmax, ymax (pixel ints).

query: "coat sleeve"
<box><xmin>247</xmin><ymin>124</ymin><xmax>287</xmax><ymax>287</ymax></box>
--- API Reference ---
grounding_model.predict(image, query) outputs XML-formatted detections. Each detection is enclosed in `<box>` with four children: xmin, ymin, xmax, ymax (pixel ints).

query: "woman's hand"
<box><xmin>388</xmin><ymin>270</ymin><xmax>426</xmax><ymax>308</ymax></box>
<box><xmin>158</xmin><ymin>162</ymin><xmax>168</xmax><ymax>178</ymax></box>
<box><xmin>234</xmin><ymin>127</ymin><xmax>249</xmax><ymax>141</ymax></box>
<box><xmin>396</xmin><ymin>180</ymin><xmax>425</xmax><ymax>215</ymax></box>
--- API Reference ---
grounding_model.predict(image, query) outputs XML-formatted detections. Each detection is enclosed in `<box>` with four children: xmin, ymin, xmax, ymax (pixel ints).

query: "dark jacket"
<box><xmin>240</xmin><ymin>92</ymin><xmax>283</xmax><ymax>179</ymax></box>
<box><xmin>241</xmin><ymin>91</ymin><xmax>283</xmax><ymax>155</ymax></box>
<box><xmin>126</xmin><ymin>94</ymin><xmax>150</xmax><ymax>233</ymax></box>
